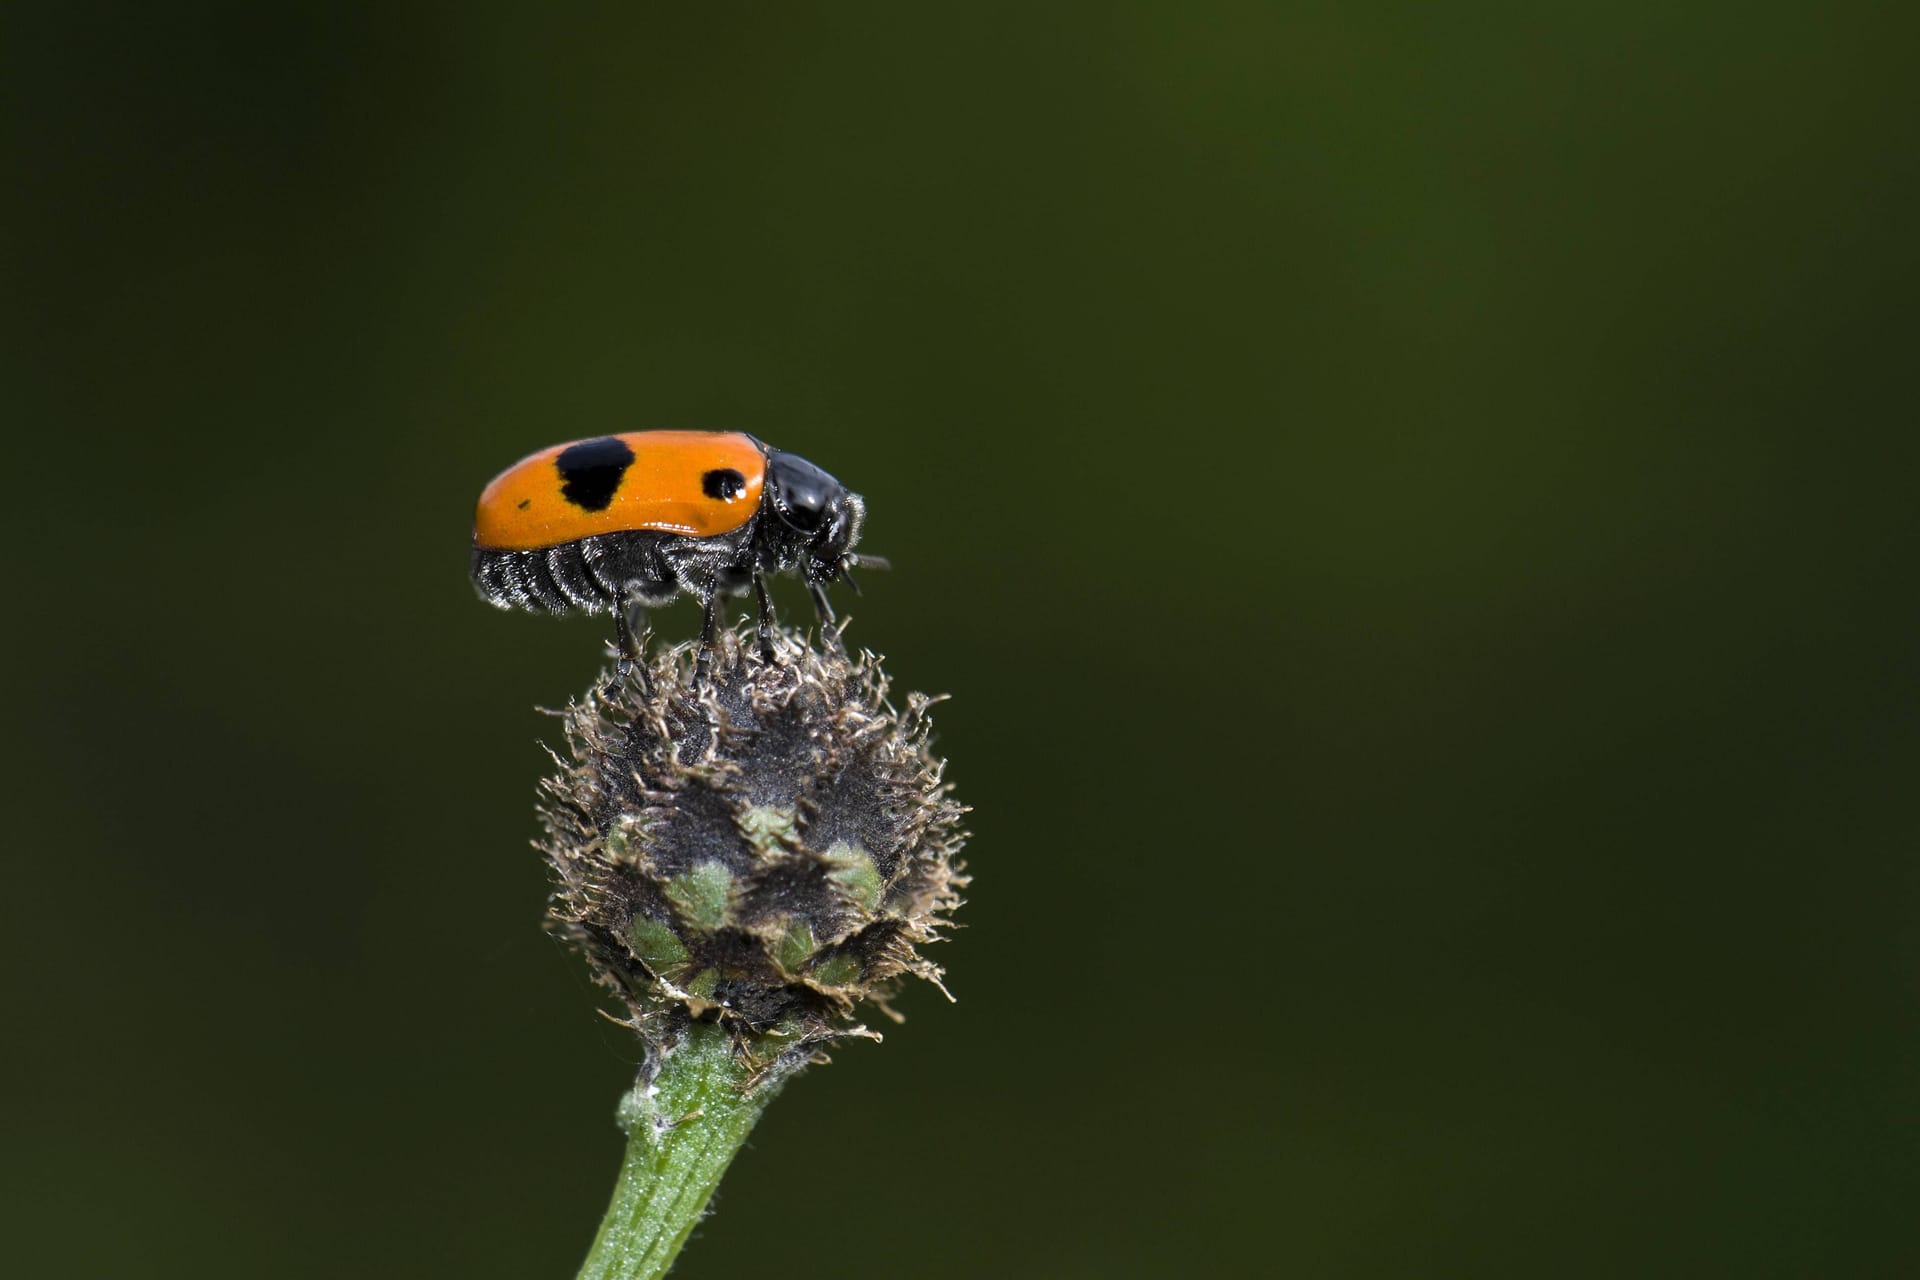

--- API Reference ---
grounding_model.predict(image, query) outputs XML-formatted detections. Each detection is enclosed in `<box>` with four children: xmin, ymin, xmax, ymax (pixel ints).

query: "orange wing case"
<box><xmin>473</xmin><ymin>431</ymin><xmax>767</xmax><ymax>552</ymax></box>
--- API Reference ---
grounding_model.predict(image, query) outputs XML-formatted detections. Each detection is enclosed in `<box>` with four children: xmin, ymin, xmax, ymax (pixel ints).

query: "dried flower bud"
<box><xmin>538</xmin><ymin>624</ymin><xmax>967</xmax><ymax>1084</ymax></box>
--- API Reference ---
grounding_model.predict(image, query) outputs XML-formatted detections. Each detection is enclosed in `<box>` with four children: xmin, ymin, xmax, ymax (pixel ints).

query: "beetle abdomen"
<box><xmin>471</xmin><ymin>539</ymin><xmax>621</xmax><ymax>615</ymax></box>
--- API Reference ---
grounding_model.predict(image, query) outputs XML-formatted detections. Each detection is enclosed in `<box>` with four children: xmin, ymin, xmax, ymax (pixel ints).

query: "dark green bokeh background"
<box><xmin>6</xmin><ymin>4</ymin><xmax>1917</xmax><ymax>1276</ymax></box>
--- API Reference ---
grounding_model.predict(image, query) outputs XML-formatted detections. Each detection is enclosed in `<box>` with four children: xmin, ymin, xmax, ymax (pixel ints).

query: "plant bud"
<box><xmin>539</xmin><ymin>624</ymin><xmax>967</xmax><ymax>1083</ymax></box>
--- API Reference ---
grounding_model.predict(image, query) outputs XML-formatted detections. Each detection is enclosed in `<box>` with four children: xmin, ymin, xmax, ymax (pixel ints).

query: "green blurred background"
<box><xmin>5</xmin><ymin>3</ymin><xmax>1917</xmax><ymax>1276</ymax></box>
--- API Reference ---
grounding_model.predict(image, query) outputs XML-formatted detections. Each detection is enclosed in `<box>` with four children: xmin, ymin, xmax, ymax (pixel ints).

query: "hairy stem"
<box><xmin>575</xmin><ymin>1024</ymin><xmax>773</xmax><ymax>1280</ymax></box>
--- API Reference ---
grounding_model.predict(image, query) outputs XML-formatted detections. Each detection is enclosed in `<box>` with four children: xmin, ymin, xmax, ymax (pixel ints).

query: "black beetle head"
<box><xmin>764</xmin><ymin>449</ymin><xmax>864</xmax><ymax>580</ymax></box>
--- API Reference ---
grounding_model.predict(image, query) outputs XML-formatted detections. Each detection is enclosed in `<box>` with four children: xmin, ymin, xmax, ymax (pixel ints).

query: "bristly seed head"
<box><xmin>538</xmin><ymin>623</ymin><xmax>968</xmax><ymax>1087</ymax></box>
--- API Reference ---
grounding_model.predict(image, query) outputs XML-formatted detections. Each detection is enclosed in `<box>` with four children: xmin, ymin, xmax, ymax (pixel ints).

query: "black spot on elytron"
<box><xmin>516</xmin><ymin>498</ymin><xmax>532</xmax><ymax>510</ymax></box>
<box><xmin>555</xmin><ymin>437</ymin><xmax>636</xmax><ymax>512</ymax></box>
<box><xmin>702</xmin><ymin>468</ymin><xmax>748</xmax><ymax>501</ymax></box>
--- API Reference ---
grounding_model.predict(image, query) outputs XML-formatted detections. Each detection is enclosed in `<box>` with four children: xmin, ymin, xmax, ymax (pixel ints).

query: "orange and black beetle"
<box><xmin>471</xmin><ymin>431</ymin><xmax>882</xmax><ymax>677</ymax></box>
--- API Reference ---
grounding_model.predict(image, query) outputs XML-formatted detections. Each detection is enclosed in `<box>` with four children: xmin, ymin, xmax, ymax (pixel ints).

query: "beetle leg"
<box><xmin>606</xmin><ymin>590</ymin><xmax>653</xmax><ymax>698</ymax></box>
<box><xmin>808</xmin><ymin>581</ymin><xmax>836</xmax><ymax>626</ymax></box>
<box><xmin>807</xmin><ymin>580</ymin><xmax>845</xmax><ymax>650</ymax></box>
<box><xmin>753</xmin><ymin>572</ymin><xmax>777</xmax><ymax>664</ymax></box>
<box><xmin>694</xmin><ymin>583</ymin><xmax>721</xmax><ymax>685</ymax></box>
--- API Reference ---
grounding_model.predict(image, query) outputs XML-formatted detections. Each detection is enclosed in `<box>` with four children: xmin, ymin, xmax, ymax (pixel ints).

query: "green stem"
<box><xmin>576</xmin><ymin>1023</ymin><xmax>774</xmax><ymax>1280</ymax></box>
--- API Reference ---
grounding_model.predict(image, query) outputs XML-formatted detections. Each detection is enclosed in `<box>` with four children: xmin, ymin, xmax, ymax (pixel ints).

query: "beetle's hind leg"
<box><xmin>605</xmin><ymin>589</ymin><xmax>653</xmax><ymax>698</ymax></box>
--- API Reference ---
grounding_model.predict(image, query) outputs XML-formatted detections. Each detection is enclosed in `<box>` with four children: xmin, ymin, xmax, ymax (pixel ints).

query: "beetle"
<box><xmin>470</xmin><ymin>431</ymin><xmax>882</xmax><ymax>681</ymax></box>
